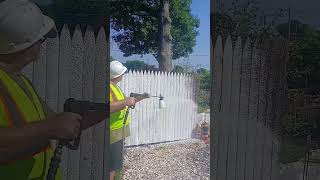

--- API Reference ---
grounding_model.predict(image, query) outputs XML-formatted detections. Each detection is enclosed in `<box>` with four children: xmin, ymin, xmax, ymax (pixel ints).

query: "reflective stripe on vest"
<box><xmin>0</xmin><ymin>69</ymin><xmax>63</xmax><ymax>180</ymax></box>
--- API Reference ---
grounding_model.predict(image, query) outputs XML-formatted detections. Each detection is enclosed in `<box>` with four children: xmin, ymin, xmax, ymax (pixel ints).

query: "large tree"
<box><xmin>214</xmin><ymin>0</ymin><xmax>282</xmax><ymax>40</ymax></box>
<box><xmin>35</xmin><ymin>0</ymin><xmax>108</xmax><ymax>33</ymax></box>
<box><xmin>277</xmin><ymin>20</ymin><xmax>320</xmax><ymax>88</ymax></box>
<box><xmin>110</xmin><ymin>0</ymin><xmax>200</xmax><ymax>72</ymax></box>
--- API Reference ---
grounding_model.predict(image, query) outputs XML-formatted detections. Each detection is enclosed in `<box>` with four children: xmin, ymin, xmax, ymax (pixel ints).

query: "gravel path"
<box><xmin>123</xmin><ymin>139</ymin><xmax>210</xmax><ymax>180</ymax></box>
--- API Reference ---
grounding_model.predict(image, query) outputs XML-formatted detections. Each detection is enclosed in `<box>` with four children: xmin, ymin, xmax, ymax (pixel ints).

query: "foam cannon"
<box><xmin>46</xmin><ymin>98</ymin><xmax>108</xmax><ymax>180</ymax></box>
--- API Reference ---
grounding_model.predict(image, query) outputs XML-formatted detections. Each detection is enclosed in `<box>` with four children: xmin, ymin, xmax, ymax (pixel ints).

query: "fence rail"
<box><xmin>118</xmin><ymin>70</ymin><xmax>199</xmax><ymax>146</ymax></box>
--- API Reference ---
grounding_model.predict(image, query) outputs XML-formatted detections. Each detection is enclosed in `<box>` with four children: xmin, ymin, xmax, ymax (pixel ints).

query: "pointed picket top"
<box><xmin>97</xmin><ymin>27</ymin><xmax>106</xmax><ymax>41</ymax></box>
<box><xmin>95</xmin><ymin>27</ymin><xmax>107</xmax><ymax>60</ymax></box>
<box><xmin>179</xmin><ymin>72</ymin><xmax>183</xmax><ymax>78</ymax></box>
<box><xmin>172</xmin><ymin>71</ymin><xmax>176</xmax><ymax>76</ymax></box>
<box><xmin>214</xmin><ymin>35</ymin><xmax>222</xmax><ymax>48</ymax></box>
<box><xmin>221</xmin><ymin>35</ymin><xmax>233</xmax><ymax>112</ymax></box>
<box><xmin>150</xmin><ymin>70</ymin><xmax>154</xmax><ymax>79</ymax></box>
<box><xmin>84</xmin><ymin>26</ymin><xmax>95</xmax><ymax>41</ymax></box>
<box><xmin>214</xmin><ymin>35</ymin><xmax>223</xmax><ymax>65</ymax></box>
<box><xmin>182</xmin><ymin>72</ymin><xmax>187</xmax><ymax>78</ymax></box>
<box><xmin>178</xmin><ymin>72</ymin><xmax>182</xmax><ymax>77</ymax></box>
<box><xmin>224</xmin><ymin>36</ymin><xmax>233</xmax><ymax>53</ymax></box>
<box><xmin>169</xmin><ymin>71</ymin><xmax>173</xmax><ymax>78</ymax></box>
<box><xmin>71</xmin><ymin>25</ymin><xmax>84</xmax><ymax>50</ymax></box>
<box><xmin>72</xmin><ymin>25</ymin><xmax>82</xmax><ymax>41</ymax></box>
<box><xmin>178</xmin><ymin>72</ymin><xmax>182</xmax><ymax>79</ymax></box>
<box><xmin>128</xmin><ymin>70</ymin><xmax>132</xmax><ymax>76</ymax></box>
<box><xmin>83</xmin><ymin>26</ymin><xmax>95</xmax><ymax>99</ymax></box>
<box><xmin>60</xmin><ymin>24</ymin><xmax>70</xmax><ymax>39</ymax></box>
<box><xmin>231</xmin><ymin>36</ymin><xmax>242</xmax><ymax>103</ymax></box>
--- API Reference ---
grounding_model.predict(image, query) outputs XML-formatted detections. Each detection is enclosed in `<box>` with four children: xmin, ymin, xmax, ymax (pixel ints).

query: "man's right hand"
<box><xmin>46</xmin><ymin>112</ymin><xmax>82</xmax><ymax>140</ymax></box>
<box><xmin>124</xmin><ymin>97</ymin><xmax>136</xmax><ymax>107</ymax></box>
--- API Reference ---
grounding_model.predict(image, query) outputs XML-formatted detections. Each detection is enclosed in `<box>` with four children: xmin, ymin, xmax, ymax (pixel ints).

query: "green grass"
<box><xmin>114</xmin><ymin>169</ymin><xmax>123</xmax><ymax>180</ymax></box>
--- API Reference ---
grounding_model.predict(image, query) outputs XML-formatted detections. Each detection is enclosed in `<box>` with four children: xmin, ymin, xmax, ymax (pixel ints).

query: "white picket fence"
<box><xmin>211</xmin><ymin>36</ymin><xmax>288</xmax><ymax>180</ymax></box>
<box><xmin>21</xmin><ymin>25</ymin><xmax>108</xmax><ymax>180</ymax></box>
<box><xmin>118</xmin><ymin>70</ymin><xmax>199</xmax><ymax>146</ymax></box>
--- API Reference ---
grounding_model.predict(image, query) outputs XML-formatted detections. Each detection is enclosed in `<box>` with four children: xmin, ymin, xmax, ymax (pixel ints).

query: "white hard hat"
<box><xmin>0</xmin><ymin>0</ymin><xmax>57</xmax><ymax>54</ymax></box>
<box><xmin>110</xmin><ymin>60</ymin><xmax>127</xmax><ymax>79</ymax></box>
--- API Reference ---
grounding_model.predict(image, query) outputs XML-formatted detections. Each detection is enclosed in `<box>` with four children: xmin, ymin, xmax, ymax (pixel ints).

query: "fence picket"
<box><xmin>236</xmin><ymin>38</ymin><xmax>252</xmax><ymax>180</ymax></box>
<box><xmin>58</xmin><ymin>25</ymin><xmax>72</xmax><ymax>178</ymax></box>
<box><xmin>245</xmin><ymin>40</ymin><xmax>260</xmax><ymax>180</ymax></box>
<box><xmin>262</xmin><ymin>39</ymin><xmax>273</xmax><ymax>180</ymax></box>
<box><xmin>67</xmin><ymin>25</ymin><xmax>84</xmax><ymax>180</ymax></box>
<box><xmin>217</xmin><ymin>36</ymin><xmax>233</xmax><ymax>180</ymax></box>
<box><xmin>142</xmin><ymin>70</ymin><xmax>147</xmax><ymax>143</ymax></box>
<box><xmin>92</xmin><ymin>27</ymin><xmax>107</xmax><ymax>180</ymax></box>
<box><xmin>227</xmin><ymin>37</ymin><xmax>242</xmax><ymax>180</ymax></box>
<box><xmin>254</xmin><ymin>39</ymin><xmax>267</xmax><ymax>180</ymax></box>
<box><xmin>212</xmin><ymin>36</ymin><xmax>223</xmax><ymax>180</ymax></box>
<box><xmin>79</xmin><ymin>26</ymin><xmax>95</xmax><ymax>180</ymax></box>
<box><xmin>45</xmin><ymin>36</ymin><xmax>59</xmax><ymax>111</ymax></box>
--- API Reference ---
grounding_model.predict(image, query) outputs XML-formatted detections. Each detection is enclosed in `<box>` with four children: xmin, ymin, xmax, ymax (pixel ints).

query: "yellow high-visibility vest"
<box><xmin>110</xmin><ymin>82</ymin><xmax>130</xmax><ymax>144</ymax></box>
<box><xmin>0</xmin><ymin>68</ymin><xmax>63</xmax><ymax>180</ymax></box>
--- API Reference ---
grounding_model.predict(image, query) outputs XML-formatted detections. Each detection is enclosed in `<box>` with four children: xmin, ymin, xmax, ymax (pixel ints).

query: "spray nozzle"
<box><xmin>130</xmin><ymin>92</ymin><xmax>165</xmax><ymax>109</ymax></box>
<box><xmin>147</xmin><ymin>94</ymin><xmax>165</xmax><ymax>109</ymax></box>
<box><xmin>159</xmin><ymin>94</ymin><xmax>165</xmax><ymax>109</ymax></box>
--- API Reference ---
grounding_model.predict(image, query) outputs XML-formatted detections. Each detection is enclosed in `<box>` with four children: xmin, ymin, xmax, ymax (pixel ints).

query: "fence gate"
<box><xmin>211</xmin><ymin>36</ymin><xmax>288</xmax><ymax>180</ymax></box>
<box><xmin>118</xmin><ymin>70</ymin><xmax>198</xmax><ymax>146</ymax></box>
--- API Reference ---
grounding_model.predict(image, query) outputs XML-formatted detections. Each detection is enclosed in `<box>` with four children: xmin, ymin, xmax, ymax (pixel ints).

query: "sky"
<box><xmin>110</xmin><ymin>0</ymin><xmax>211</xmax><ymax>70</ymax></box>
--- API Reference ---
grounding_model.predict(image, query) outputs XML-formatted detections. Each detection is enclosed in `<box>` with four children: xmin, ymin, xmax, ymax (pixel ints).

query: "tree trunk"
<box><xmin>158</xmin><ymin>0</ymin><xmax>173</xmax><ymax>72</ymax></box>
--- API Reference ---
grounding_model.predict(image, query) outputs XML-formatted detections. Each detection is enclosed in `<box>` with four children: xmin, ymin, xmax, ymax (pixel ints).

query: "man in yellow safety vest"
<box><xmin>109</xmin><ymin>60</ymin><xmax>147</xmax><ymax>180</ymax></box>
<box><xmin>0</xmin><ymin>0</ymin><xmax>107</xmax><ymax>179</ymax></box>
